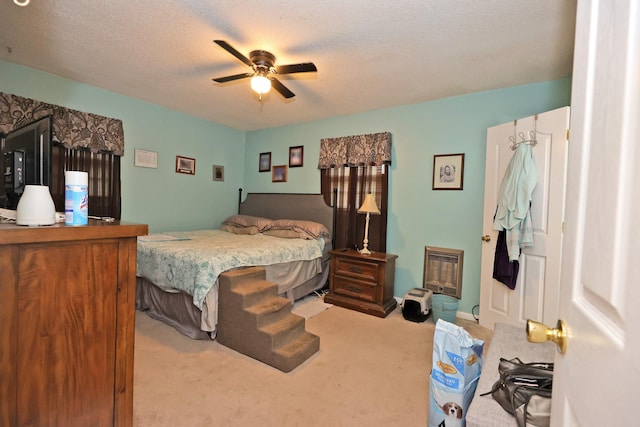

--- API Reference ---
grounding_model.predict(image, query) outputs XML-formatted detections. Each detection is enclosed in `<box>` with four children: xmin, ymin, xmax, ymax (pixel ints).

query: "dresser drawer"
<box><xmin>333</xmin><ymin>257</ymin><xmax>380</xmax><ymax>282</ymax></box>
<box><xmin>333</xmin><ymin>276</ymin><xmax>376</xmax><ymax>302</ymax></box>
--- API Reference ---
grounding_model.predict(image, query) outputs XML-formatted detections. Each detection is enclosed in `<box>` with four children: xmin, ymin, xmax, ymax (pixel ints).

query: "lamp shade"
<box><xmin>16</xmin><ymin>185</ymin><xmax>56</xmax><ymax>226</ymax></box>
<box><xmin>358</xmin><ymin>193</ymin><xmax>380</xmax><ymax>214</ymax></box>
<box><xmin>251</xmin><ymin>75</ymin><xmax>271</xmax><ymax>94</ymax></box>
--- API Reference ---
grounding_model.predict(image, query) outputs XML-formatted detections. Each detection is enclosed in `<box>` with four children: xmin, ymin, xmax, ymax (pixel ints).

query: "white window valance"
<box><xmin>318</xmin><ymin>131</ymin><xmax>392</xmax><ymax>169</ymax></box>
<box><xmin>0</xmin><ymin>92</ymin><xmax>125</xmax><ymax>156</ymax></box>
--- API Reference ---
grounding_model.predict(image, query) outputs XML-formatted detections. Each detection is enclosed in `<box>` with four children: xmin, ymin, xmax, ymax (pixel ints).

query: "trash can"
<box><xmin>431</xmin><ymin>294</ymin><xmax>459</xmax><ymax>323</ymax></box>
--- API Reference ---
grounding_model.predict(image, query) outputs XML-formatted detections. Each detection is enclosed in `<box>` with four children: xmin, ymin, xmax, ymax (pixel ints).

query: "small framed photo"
<box><xmin>134</xmin><ymin>149</ymin><xmax>158</xmax><ymax>168</ymax></box>
<box><xmin>212</xmin><ymin>165</ymin><xmax>224</xmax><ymax>181</ymax></box>
<box><xmin>289</xmin><ymin>145</ymin><xmax>304</xmax><ymax>168</ymax></box>
<box><xmin>259</xmin><ymin>152</ymin><xmax>271</xmax><ymax>172</ymax></box>
<box><xmin>432</xmin><ymin>153</ymin><xmax>464</xmax><ymax>190</ymax></box>
<box><xmin>272</xmin><ymin>165</ymin><xmax>288</xmax><ymax>182</ymax></box>
<box><xmin>176</xmin><ymin>155</ymin><xmax>196</xmax><ymax>175</ymax></box>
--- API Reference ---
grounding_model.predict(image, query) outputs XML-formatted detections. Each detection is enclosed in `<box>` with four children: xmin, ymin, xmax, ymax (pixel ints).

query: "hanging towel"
<box><xmin>493</xmin><ymin>143</ymin><xmax>538</xmax><ymax>261</ymax></box>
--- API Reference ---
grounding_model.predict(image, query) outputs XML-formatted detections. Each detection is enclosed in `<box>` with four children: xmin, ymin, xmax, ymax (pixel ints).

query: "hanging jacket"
<box><xmin>493</xmin><ymin>143</ymin><xmax>538</xmax><ymax>260</ymax></box>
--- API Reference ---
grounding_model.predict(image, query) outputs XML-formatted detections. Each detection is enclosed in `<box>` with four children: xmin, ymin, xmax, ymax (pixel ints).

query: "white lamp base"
<box><xmin>360</xmin><ymin>212</ymin><xmax>373</xmax><ymax>255</ymax></box>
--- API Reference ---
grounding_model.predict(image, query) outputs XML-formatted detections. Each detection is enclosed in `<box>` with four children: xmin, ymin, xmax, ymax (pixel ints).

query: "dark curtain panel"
<box><xmin>51</xmin><ymin>144</ymin><xmax>121</xmax><ymax>220</ymax></box>
<box><xmin>321</xmin><ymin>165</ymin><xmax>388</xmax><ymax>252</ymax></box>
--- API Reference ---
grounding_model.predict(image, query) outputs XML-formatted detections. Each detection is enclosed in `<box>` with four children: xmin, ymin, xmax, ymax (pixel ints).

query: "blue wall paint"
<box><xmin>1</xmin><ymin>60</ymin><xmax>570</xmax><ymax>314</ymax></box>
<box><xmin>0</xmin><ymin>61</ymin><xmax>245</xmax><ymax>233</ymax></box>
<box><xmin>244</xmin><ymin>79</ymin><xmax>571</xmax><ymax>314</ymax></box>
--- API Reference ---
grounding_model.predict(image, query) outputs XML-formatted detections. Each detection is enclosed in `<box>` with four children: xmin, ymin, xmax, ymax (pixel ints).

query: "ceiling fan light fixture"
<box><xmin>251</xmin><ymin>74</ymin><xmax>271</xmax><ymax>94</ymax></box>
<box><xmin>213</xmin><ymin>40</ymin><xmax>316</xmax><ymax>100</ymax></box>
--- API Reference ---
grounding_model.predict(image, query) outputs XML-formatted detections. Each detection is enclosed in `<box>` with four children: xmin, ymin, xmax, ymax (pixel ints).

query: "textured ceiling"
<box><xmin>0</xmin><ymin>0</ymin><xmax>576</xmax><ymax>131</ymax></box>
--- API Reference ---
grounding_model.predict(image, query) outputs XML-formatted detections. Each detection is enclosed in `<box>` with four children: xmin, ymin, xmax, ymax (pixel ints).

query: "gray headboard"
<box><xmin>238</xmin><ymin>190</ymin><xmax>335</xmax><ymax>245</ymax></box>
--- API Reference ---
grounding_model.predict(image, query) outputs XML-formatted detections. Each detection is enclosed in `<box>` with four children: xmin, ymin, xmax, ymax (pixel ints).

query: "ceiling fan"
<box><xmin>212</xmin><ymin>40</ymin><xmax>317</xmax><ymax>99</ymax></box>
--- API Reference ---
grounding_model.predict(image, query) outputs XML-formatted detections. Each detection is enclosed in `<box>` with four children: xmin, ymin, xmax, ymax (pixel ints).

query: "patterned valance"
<box><xmin>318</xmin><ymin>131</ymin><xmax>392</xmax><ymax>169</ymax></box>
<box><xmin>0</xmin><ymin>92</ymin><xmax>125</xmax><ymax>156</ymax></box>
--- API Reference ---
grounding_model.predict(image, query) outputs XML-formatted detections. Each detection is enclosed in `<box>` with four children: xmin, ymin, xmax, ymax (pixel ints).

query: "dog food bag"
<box><xmin>428</xmin><ymin>319</ymin><xmax>484</xmax><ymax>427</ymax></box>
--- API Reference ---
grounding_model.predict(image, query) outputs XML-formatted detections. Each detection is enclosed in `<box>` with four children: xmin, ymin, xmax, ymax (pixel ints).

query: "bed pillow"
<box><xmin>220</xmin><ymin>224</ymin><xmax>259</xmax><ymax>235</ymax></box>
<box><xmin>263</xmin><ymin>229</ymin><xmax>309</xmax><ymax>239</ymax></box>
<box><xmin>222</xmin><ymin>215</ymin><xmax>273</xmax><ymax>231</ymax></box>
<box><xmin>269</xmin><ymin>219</ymin><xmax>330</xmax><ymax>240</ymax></box>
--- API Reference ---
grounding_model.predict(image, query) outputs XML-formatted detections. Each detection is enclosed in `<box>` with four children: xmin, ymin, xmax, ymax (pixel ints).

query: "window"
<box><xmin>0</xmin><ymin>92</ymin><xmax>125</xmax><ymax>220</ymax></box>
<box><xmin>318</xmin><ymin>131</ymin><xmax>392</xmax><ymax>252</ymax></box>
<box><xmin>321</xmin><ymin>164</ymin><xmax>388</xmax><ymax>252</ymax></box>
<box><xmin>51</xmin><ymin>144</ymin><xmax>121</xmax><ymax>219</ymax></box>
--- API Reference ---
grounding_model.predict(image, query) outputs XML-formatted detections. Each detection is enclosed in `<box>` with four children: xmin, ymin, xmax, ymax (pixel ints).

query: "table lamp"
<box><xmin>357</xmin><ymin>193</ymin><xmax>380</xmax><ymax>255</ymax></box>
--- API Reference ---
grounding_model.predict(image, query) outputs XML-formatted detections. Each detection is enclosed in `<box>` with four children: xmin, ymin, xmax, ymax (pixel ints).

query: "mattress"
<box><xmin>136</xmin><ymin>229</ymin><xmax>328</xmax><ymax>336</ymax></box>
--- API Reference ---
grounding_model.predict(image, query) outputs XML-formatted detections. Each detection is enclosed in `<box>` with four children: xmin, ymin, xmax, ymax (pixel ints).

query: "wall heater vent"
<box><xmin>423</xmin><ymin>246</ymin><xmax>464</xmax><ymax>298</ymax></box>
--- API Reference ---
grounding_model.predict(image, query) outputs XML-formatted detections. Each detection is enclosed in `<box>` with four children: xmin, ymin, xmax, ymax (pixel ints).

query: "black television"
<box><xmin>0</xmin><ymin>116</ymin><xmax>52</xmax><ymax>210</ymax></box>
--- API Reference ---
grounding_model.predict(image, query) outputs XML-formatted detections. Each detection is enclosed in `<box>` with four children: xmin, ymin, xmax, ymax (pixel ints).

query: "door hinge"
<box><xmin>566</xmin><ymin>129</ymin><xmax>570</xmax><ymax>141</ymax></box>
<box><xmin>562</xmin><ymin>222</ymin><xmax>565</xmax><ymax>233</ymax></box>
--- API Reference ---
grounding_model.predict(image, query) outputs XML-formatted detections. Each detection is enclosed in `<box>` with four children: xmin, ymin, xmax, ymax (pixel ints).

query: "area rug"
<box><xmin>291</xmin><ymin>294</ymin><xmax>333</xmax><ymax>319</ymax></box>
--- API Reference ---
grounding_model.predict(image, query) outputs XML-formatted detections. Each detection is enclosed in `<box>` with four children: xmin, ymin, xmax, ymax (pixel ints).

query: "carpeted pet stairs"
<box><xmin>217</xmin><ymin>267</ymin><xmax>320</xmax><ymax>372</ymax></box>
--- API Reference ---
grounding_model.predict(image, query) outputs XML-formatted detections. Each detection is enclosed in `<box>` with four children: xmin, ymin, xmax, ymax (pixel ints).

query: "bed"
<box><xmin>135</xmin><ymin>191</ymin><xmax>335</xmax><ymax>340</ymax></box>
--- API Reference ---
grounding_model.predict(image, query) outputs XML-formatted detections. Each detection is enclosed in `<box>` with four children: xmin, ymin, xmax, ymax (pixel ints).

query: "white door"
<box><xmin>550</xmin><ymin>1</ymin><xmax>639</xmax><ymax>425</ymax></box>
<box><xmin>479</xmin><ymin>107</ymin><xmax>569</xmax><ymax>330</ymax></box>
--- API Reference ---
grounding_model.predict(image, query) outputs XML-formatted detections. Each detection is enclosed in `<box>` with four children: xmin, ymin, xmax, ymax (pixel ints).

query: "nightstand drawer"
<box><xmin>333</xmin><ymin>276</ymin><xmax>376</xmax><ymax>302</ymax></box>
<box><xmin>333</xmin><ymin>257</ymin><xmax>379</xmax><ymax>282</ymax></box>
<box><xmin>325</xmin><ymin>249</ymin><xmax>398</xmax><ymax>318</ymax></box>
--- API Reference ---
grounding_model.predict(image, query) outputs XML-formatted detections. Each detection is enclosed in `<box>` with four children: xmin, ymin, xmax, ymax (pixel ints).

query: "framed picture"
<box><xmin>176</xmin><ymin>155</ymin><xmax>196</xmax><ymax>175</ymax></box>
<box><xmin>134</xmin><ymin>149</ymin><xmax>158</xmax><ymax>168</ymax></box>
<box><xmin>432</xmin><ymin>153</ymin><xmax>464</xmax><ymax>190</ymax></box>
<box><xmin>289</xmin><ymin>145</ymin><xmax>304</xmax><ymax>168</ymax></box>
<box><xmin>212</xmin><ymin>165</ymin><xmax>224</xmax><ymax>181</ymax></box>
<box><xmin>272</xmin><ymin>165</ymin><xmax>288</xmax><ymax>182</ymax></box>
<box><xmin>259</xmin><ymin>152</ymin><xmax>271</xmax><ymax>172</ymax></box>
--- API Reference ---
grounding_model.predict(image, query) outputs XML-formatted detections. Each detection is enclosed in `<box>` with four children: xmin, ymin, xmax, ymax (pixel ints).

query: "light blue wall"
<box><xmin>1</xmin><ymin>60</ymin><xmax>570</xmax><ymax>314</ymax></box>
<box><xmin>244</xmin><ymin>79</ymin><xmax>572</xmax><ymax>314</ymax></box>
<box><xmin>0</xmin><ymin>61</ymin><xmax>245</xmax><ymax>233</ymax></box>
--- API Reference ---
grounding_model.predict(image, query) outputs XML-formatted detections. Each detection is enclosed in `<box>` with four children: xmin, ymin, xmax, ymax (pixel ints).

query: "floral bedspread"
<box><xmin>136</xmin><ymin>230</ymin><xmax>325</xmax><ymax>309</ymax></box>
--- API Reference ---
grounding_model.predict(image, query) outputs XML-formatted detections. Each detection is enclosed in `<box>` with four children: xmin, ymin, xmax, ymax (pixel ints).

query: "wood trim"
<box><xmin>0</xmin><ymin>221</ymin><xmax>147</xmax><ymax>245</ymax></box>
<box><xmin>0</xmin><ymin>246</ymin><xmax>17</xmax><ymax>427</ymax></box>
<box><xmin>114</xmin><ymin>237</ymin><xmax>137</xmax><ymax>427</ymax></box>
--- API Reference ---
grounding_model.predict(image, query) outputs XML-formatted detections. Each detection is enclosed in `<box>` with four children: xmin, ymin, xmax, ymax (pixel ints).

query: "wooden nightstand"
<box><xmin>324</xmin><ymin>249</ymin><xmax>398</xmax><ymax>317</ymax></box>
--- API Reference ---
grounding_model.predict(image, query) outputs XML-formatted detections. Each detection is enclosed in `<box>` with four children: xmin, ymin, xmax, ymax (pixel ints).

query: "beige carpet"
<box><xmin>133</xmin><ymin>302</ymin><xmax>492</xmax><ymax>427</ymax></box>
<box><xmin>291</xmin><ymin>293</ymin><xmax>333</xmax><ymax>319</ymax></box>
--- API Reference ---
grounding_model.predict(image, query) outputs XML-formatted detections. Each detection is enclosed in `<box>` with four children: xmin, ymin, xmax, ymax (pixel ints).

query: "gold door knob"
<box><xmin>481</xmin><ymin>235</ymin><xmax>491</xmax><ymax>242</ymax></box>
<box><xmin>526</xmin><ymin>319</ymin><xmax>568</xmax><ymax>354</ymax></box>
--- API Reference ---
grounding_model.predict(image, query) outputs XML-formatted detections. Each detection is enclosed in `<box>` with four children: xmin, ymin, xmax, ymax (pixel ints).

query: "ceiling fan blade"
<box><xmin>214</xmin><ymin>40</ymin><xmax>254</xmax><ymax>68</ymax></box>
<box><xmin>275</xmin><ymin>62</ymin><xmax>317</xmax><ymax>75</ymax></box>
<box><xmin>270</xmin><ymin>78</ymin><xmax>295</xmax><ymax>99</ymax></box>
<box><xmin>212</xmin><ymin>72</ymin><xmax>253</xmax><ymax>83</ymax></box>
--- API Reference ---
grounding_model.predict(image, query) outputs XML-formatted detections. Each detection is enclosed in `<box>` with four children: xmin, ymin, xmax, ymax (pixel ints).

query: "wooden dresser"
<box><xmin>0</xmin><ymin>220</ymin><xmax>147</xmax><ymax>427</ymax></box>
<box><xmin>325</xmin><ymin>249</ymin><xmax>398</xmax><ymax>317</ymax></box>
